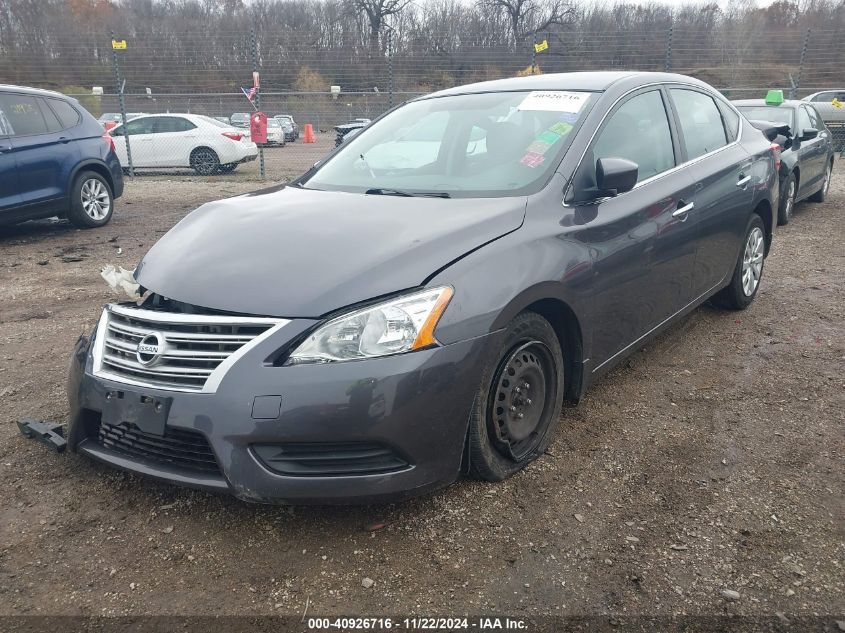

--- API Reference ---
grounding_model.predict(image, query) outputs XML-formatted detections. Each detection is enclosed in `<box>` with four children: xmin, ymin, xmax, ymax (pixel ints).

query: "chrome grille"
<box><xmin>93</xmin><ymin>304</ymin><xmax>285</xmax><ymax>392</ymax></box>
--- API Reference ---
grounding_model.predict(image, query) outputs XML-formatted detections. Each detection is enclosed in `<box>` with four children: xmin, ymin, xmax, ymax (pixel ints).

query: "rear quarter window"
<box><xmin>47</xmin><ymin>98</ymin><xmax>82</xmax><ymax>129</ymax></box>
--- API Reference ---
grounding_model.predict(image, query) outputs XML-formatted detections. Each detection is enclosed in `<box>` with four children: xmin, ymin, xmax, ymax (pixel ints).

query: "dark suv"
<box><xmin>0</xmin><ymin>85</ymin><xmax>123</xmax><ymax>228</ymax></box>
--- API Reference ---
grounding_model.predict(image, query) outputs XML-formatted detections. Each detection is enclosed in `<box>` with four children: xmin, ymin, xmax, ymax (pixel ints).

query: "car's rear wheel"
<box><xmin>808</xmin><ymin>160</ymin><xmax>832</xmax><ymax>203</ymax></box>
<box><xmin>777</xmin><ymin>172</ymin><xmax>796</xmax><ymax>225</ymax></box>
<box><xmin>219</xmin><ymin>163</ymin><xmax>238</xmax><ymax>174</ymax></box>
<box><xmin>467</xmin><ymin>312</ymin><xmax>564</xmax><ymax>481</ymax></box>
<box><xmin>68</xmin><ymin>171</ymin><xmax>114</xmax><ymax>229</ymax></box>
<box><xmin>190</xmin><ymin>147</ymin><xmax>220</xmax><ymax>175</ymax></box>
<box><xmin>712</xmin><ymin>214</ymin><xmax>766</xmax><ymax>310</ymax></box>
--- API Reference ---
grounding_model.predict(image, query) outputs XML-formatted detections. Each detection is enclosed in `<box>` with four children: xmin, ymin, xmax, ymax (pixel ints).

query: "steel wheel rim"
<box><xmin>785</xmin><ymin>179</ymin><xmax>795</xmax><ymax>218</ymax></box>
<box><xmin>193</xmin><ymin>150</ymin><xmax>217</xmax><ymax>174</ymax></box>
<box><xmin>81</xmin><ymin>178</ymin><xmax>110</xmax><ymax>220</ymax></box>
<box><xmin>741</xmin><ymin>226</ymin><xmax>764</xmax><ymax>297</ymax></box>
<box><xmin>488</xmin><ymin>340</ymin><xmax>556</xmax><ymax>460</ymax></box>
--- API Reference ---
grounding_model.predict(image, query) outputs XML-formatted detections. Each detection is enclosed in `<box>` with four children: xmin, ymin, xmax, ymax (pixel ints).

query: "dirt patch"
<box><xmin>0</xmin><ymin>164</ymin><xmax>842</xmax><ymax>619</ymax></box>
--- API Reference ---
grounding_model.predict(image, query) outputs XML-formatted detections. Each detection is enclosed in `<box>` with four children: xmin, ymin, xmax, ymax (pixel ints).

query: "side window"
<box><xmin>154</xmin><ymin>117</ymin><xmax>196</xmax><ymax>133</ymax></box>
<box><xmin>47</xmin><ymin>98</ymin><xmax>81</xmax><ymax>129</ymax></box>
<box><xmin>670</xmin><ymin>89</ymin><xmax>728</xmax><ymax>160</ymax></box>
<box><xmin>0</xmin><ymin>105</ymin><xmax>11</xmax><ymax>136</ymax></box>
<box><xmin>0</xmin><ymin>94</ymin><xmax>49</xmax><ymax>136</ymax></box>
<box><xmin>797</xmin><ymin>106</ymin><xmax>813</xmax><ymax>132</ymax></box>
<box><xmin>717</xmin><ymin>101</ymin><xmax>740</xmax><ymax>142</ymax></box>
<box><xmin>591</xmin><ymin>90</ymin><xmax>675</xmax><ymax>183</ymax></box>
<box><xmin>113</xmin><ymin>118</ymin><xmax>155</xmax><ymax>136</ymax></box>
<box><xmin>811</xmin><ymin>92</ymin><xmax>832</xmax><ymax>103</ymax></box>
<box><xmin>37</xmin><ymin>98</ymin><xmax>62</xmax><ymax>133</ymax></box>
<box><xmin>806</xmin><ymin>106</ymin><xmax>823</xmax><ymax>130</ymax></box>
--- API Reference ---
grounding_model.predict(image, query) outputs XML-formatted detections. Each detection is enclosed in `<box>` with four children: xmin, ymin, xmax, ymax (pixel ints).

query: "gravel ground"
<box><xmin>0</xmin><ymin>163</ymin><xmax>842</xmax><ymax>625</ymax></box>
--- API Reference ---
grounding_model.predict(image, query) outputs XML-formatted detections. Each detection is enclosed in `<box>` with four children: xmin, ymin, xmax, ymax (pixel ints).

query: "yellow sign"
<box><xmin>111</xmin><ymin>39</ymin><xmax>127</xmax><ymax>50</ymax></box>
<box><xmin>832</xmin><ymin>97</ymin><xmax>843</xmax><ymax>109</ymax></box>
<box><xmin>534</xmin><ymin>39</ymin><xmax>549</xmax><ymax>54</ymax></box>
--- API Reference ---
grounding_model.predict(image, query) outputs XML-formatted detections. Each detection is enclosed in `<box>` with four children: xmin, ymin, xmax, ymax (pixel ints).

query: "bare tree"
<box><xmin>350</xmin><ymin>0</ymin><xmax>412</xmax><ymax>55</ymax></box>
<box><xmin>478</xmin><ymin>0</ymin><xmax>575</xmax><ymax>49</ymax></box>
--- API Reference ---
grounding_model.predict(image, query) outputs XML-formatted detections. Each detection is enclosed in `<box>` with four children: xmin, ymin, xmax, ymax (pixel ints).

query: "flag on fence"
<box><xmin>241</xmin><ymin>86</ymin><xmax>257</xmax><ymax>102</ymax></box>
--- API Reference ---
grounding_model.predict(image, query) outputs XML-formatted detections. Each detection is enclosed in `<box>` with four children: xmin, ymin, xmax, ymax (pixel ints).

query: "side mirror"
<box><xmin>596</xmin><ymin>157</ymin><xmax>639</xmax><ymax>196</ymax></box>
<box><xmin>800</xmin><ymin>128</ymin><xmax>819</xmax><ymax>141</ymax></box>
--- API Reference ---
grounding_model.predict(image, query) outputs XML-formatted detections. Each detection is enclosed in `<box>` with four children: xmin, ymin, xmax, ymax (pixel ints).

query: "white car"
<box><xmin>262</xmin><ymin>118</ymin><xmax>285</xmax><ymax>146</ymax></box>
<box><xmin>109</xmin><ymin>113</ymin><xmax>258</xmax><ymax>175</ymax></box>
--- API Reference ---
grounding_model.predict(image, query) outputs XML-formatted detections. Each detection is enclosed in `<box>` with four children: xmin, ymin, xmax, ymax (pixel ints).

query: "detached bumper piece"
<box><xmin>17</xmin><ymin>419</ymin><xmax>68</xmax><ymax>453</ymax></box>
<box><xmin>252</xmin><ymin>442</ymin><xmax>409</xmax><ymax>477</ymax></box>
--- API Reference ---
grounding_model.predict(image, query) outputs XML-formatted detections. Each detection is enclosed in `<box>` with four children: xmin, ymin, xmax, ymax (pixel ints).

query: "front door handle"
<box><xmin>737</xmin><ymin>175</ymin><xmax>751</xmax><ymax>188</ymax></box>
<box><xmin>672</xmin><ymin>201</ymin><xmax>694</xmax><ymax>219</ymax></box>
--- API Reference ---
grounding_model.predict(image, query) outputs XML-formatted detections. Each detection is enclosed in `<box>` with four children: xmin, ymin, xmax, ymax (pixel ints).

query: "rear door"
<box><xmin>668</xmin><ymin>87</ymin><xmax>753</xmax><ymax>297</ymax></box>
<box><xmin>0</xmin><ymin>99</ymin><xmax>22</xmax><ymax>211</ymax></box>
<box><xmin>150</xmin><ymin>116</ymin><xmax>198</xmax><ymax>166</ymax></box>
<box><xmin>0</xmin><ymin>92</ymin><xmax>80</xmax><ymax>206</ymax></box>
<box><xmin>571</xmin><ymin>87</ymin><xmax>700</xmax><ymax>368</ymax></box>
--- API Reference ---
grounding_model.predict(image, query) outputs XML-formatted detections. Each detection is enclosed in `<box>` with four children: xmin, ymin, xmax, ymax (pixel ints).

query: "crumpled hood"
<box><xmin>135</xmin><ymin>186</ymin><xmax>525</xmax><ymax>317</ymax></box>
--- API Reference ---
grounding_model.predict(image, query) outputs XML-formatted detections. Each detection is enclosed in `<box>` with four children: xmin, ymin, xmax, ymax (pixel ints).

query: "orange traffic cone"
<box><xmin>303</xmin><ymin>124</ymin><xmax>316</xmax><ymax>144</ymax></box>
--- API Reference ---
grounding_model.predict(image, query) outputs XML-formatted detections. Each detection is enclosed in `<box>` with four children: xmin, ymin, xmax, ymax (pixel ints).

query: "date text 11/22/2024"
<box><xmin>306</xmin><ymin>617</ymin><xmax>528</xmax><ymax>630</ymax></box>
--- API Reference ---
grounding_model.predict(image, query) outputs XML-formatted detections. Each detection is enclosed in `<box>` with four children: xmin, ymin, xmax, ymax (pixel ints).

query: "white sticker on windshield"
<box><xmin>517</xmin><ymin>91</ymin><xmax>589</xmax><ymax>114</ymax></box>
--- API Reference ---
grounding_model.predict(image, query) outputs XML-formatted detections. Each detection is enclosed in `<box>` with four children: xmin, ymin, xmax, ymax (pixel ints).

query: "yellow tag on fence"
<box><xmin>534</xmin><ymin>39</ymin><xmax>549</xmax><ymax>53</ymax></box>
<box><xmin>112</xmin><ymin>39</ymin><xmax>127</xmax><ymax>50</ymax></box>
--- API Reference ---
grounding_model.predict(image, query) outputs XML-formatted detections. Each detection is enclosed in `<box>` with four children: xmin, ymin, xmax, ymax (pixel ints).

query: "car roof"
<box><xmin>732</xmin><ymin>99</ymin><xmax>803</xmax><ymax>108</ymax></box>
<box><xmin>423</xmin><ymin>71</ymin><xmax>714</xmax><ymax>99</ymax></box>
<box><xmin>0</xmin><ymin>83</ymin><xmax>70</xmax><ymax>99</ymax></box>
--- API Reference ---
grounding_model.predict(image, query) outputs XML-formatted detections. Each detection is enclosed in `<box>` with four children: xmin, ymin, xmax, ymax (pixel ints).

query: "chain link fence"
<box><xmin>22</xmin><ymin>25</ymin><xmax>844</xmax><ymax>180</ymax></box>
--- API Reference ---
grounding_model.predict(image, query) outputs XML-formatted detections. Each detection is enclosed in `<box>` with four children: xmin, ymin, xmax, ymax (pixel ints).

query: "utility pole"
<box><xmin>111</xmin><ymin>32</ymin><xmax>133</xmax><ymax>177</ymax></box>
<box><xmin>250</xmin><ymin>28</ymin><xmax>265</xmax><ymax>180</ymax></box>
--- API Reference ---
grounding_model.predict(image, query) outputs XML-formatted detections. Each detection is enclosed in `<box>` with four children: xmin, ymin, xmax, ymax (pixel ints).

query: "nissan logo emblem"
<box><xmin>136</xmin><ymin>332</ymin><xmax>165</xmax><ymax>366</ymax></box>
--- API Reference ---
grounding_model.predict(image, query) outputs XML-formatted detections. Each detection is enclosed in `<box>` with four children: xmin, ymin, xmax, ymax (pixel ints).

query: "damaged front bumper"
<box><xmin>67</xmin><ymin>306</ymin><xmax>496</xmax><ymax>504</ymax></box>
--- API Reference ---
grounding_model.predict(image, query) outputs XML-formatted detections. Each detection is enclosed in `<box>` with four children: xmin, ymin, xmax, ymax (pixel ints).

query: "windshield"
<box><xmin>304</xmin><ymin>90</ymin><xmax>596</xmax><ymax>198</ymax></box>
<box><xmin>737</xmin><ymin>106</ymin><xmax>794</xmax><ymax>129</ymax></box>
<box><xmin>231</xmin><ymin>113</ymin><xmax>249</xmax><ymax>123</ymax></box>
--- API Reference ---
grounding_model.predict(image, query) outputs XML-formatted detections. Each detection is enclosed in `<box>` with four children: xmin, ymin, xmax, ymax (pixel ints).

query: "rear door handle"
<box><xmin>672</xmin><ymin>201</ymin><xmax>694</xmax><ymax>219</ymax></box>
<box><xmin>736</xmin><ymin>175</ymin><xmax>751</xmax><ymax>187</ymax></box>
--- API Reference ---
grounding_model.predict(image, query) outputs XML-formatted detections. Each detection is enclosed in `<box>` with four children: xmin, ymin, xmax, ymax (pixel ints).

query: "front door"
<box><xmin>569</xmin><ymin>88</ymin><xmax>700</xmax><ymax>369</ymax></box>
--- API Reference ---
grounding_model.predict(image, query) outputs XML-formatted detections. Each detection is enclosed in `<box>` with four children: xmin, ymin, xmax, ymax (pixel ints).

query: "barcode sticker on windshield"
<box><xmin>518</xmin><ymin>91</ymin><xmax>589</xmax><ymax>114</ymax></box>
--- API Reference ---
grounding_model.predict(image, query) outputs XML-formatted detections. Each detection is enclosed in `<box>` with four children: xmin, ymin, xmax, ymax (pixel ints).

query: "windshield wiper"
<box><xmin>365</xmin><ymin>188</ymin><xmax>451</xmax><ymax>199</ymax></box>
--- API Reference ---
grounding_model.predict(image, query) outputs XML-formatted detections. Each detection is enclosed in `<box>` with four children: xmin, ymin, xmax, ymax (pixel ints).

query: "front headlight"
<box><xmin>285</xmin><ymin>286</ymin><xmax>453</xmax><ymax>365</ymax></box>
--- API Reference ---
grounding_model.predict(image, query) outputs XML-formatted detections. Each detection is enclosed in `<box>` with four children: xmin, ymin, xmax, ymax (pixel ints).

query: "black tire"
<box><xmin>777</xmin><ymin>171</ymin><xmax>796</xmax><ymax>226</ymax></box>
<box><xmin>808</xmin><ymin>160</ymin><xmax>832</xmax><ymax>203</ymax></box>
<box><xmin>218</xmin><ymin>163</ymin><xmax>238</xmax><ymax>174</ymax></box>
<box><xmin>711</xmin><ymin>214</ymin><xmax>766</xmax><ymax>310</ymax></box>
<box><xmin>67</xmin><ymin>171</ymin><xmax>114</xmax><ymax>229</ymax></box>
<box><xmin>190</xmin><ymin>147</ymin><xmax>220</xmax><ymax>176</ymax></box>
<box><xmin>467</xmin><ymin>312</ymin><xmax>565</xmax><ymax>481</ymax></box>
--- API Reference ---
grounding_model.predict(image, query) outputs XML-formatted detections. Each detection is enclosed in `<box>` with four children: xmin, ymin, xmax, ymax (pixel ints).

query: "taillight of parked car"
<box><xmin>222</xmin><ymin>132</ymin><xmax>243</xmax><ymax>141</ymax></box>
<box><xmin>770</xmin><ymin>143</ymin><xmax>782</xmax><ymax>171</ymax></box>
<box><xmin>103</xmin><ymin>131</ymin><xmax>116</xmax><ymax>153</ymax></box>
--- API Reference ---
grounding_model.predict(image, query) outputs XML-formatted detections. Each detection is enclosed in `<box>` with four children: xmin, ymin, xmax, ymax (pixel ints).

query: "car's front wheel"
<box><xmin>190</xmin><ymin>147</ymin><xmax>220</xmax><ymax>175</ymax></box>
<box><xmin>67</xmin><ymin>171</ymin><xmax>114</xmax><ymax>229</ymax></box>
<box><xmin>712</xmin><ymin>214</ymin><xmax>766</xmax><ymax>310</ymax></box>
<box><xmin>467</xmin><ymin>312</ymin><xmax>564</xmax><ymax>481</ymax></box>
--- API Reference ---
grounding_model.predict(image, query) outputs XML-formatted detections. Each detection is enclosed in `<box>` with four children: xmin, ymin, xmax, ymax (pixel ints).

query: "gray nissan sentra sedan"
<box><xmin>67</xmin><ymin>72</ymin><xmax>779</xmax><ymax>504</ymax></box>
